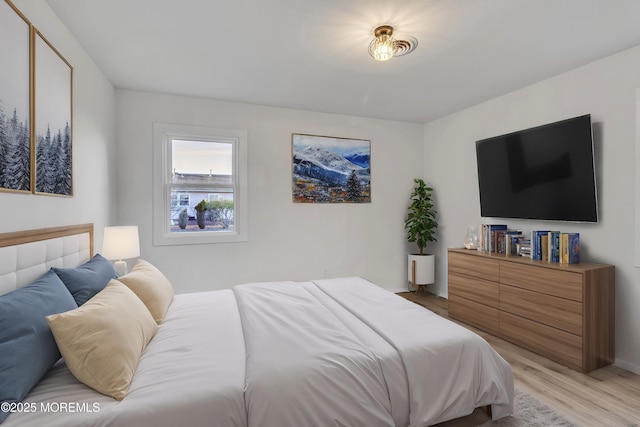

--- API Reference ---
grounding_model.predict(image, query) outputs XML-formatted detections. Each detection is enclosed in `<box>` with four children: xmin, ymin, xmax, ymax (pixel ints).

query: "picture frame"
<box><xmin>34</xmin><ymin>30</ymin><xmax>73</xmax><ymax>196</ymax></box>
<box><xmin>0</xmin><ymin>0</ymin><xmax>32</xmax><ymax>193</ymax></box>
<box><xmin>292</xmin><ymin>133</ymin><xmax>371</xmax><ymax>203</ymax></box>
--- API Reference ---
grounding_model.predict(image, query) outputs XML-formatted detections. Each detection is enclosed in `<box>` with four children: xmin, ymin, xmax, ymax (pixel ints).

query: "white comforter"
<box><xmin>315</xmin><ymin>277</ymin><xmax>514</xmax><ymax>425</ymax></box>
<box><xmin>4</xmin><ymin>277</ymin><xmax>513</xmax><ymax>427</ymax></box>
<box><xmin>234</xmin><ymin>278</ymin><xmax>513</xmax><ymax>427</ymax></box>
<box><xmin>233</xmin><ymin>281</ymin><xmax>397</xmax><ymax>427</ymax></box>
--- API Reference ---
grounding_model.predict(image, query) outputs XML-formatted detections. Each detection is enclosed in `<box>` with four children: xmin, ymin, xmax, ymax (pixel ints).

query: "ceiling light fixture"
<box><xmin>368</xmin><ymin>25</ymin><xmax>417</xmax><ymax>62</ymax></box>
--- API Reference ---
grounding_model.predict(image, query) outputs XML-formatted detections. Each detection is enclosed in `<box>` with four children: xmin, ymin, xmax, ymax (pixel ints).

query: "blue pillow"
<box><xmin>52</xmin><ymin>254</ymin><xmax>118</xmax><ymax>306</ymax></box>
<box><xmin>0</xmin><ymin>270</ymin><xmax>77</xmax><ymax>423</ymax></box>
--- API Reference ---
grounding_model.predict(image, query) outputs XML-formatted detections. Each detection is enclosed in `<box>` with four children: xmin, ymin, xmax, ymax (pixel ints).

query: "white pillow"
<box><xmin>46</xmin><ymin>280</ymin><xmax>158</xmax><ymax>400</ymax></box>
<box><xmin>117</xmin><ymin>259</ymin><xmax>174</xmax><ymax>324</ymax></box>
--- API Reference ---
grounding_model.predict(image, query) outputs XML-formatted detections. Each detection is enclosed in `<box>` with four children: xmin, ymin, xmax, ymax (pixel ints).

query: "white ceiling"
<box><xmin>45</xmin><ymin>0</ymin><xmax>640</xmax><ymax>123</ymax></box>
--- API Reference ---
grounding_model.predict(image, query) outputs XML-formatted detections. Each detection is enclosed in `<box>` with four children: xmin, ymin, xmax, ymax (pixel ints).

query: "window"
<box><xmin>171</xmin><ymin>193</ymin><xmax>190</xmax><ymax>208</ymax></box>
<box><xmin>153</xmin><ymin>123</ymin><xmax>248</xmax><ymax>245</ymax></box>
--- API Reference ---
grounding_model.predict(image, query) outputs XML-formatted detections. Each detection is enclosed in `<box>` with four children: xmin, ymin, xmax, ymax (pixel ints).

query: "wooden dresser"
<box><xmin>447</xmin><ymin>248</ymin><xmax>615</xmax><ymax>373</ymax></box>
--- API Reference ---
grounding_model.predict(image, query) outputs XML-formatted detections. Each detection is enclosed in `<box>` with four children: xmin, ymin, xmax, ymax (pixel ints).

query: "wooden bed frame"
<box><xmin>0</xmin><ymin>223</ymin><xmax>94</xmax><ymax>252</ymax></box>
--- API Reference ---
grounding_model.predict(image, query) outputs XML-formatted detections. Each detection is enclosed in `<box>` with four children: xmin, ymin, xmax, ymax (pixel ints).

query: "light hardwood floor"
<box><xmin>398</xmin><ymin>291</ymin><xmax>640</xmax><ymax>426</ymax></box>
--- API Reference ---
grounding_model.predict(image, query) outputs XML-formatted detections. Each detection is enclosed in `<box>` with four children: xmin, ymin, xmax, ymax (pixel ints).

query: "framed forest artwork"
<box><xmin>34</xmin><ymin>30</ymin><xmax>73</xmax><ymax>196</ymax></box>
<box><xmin>292</xmin><ymin>134</ymin><xmax>371</xmax><ymax>203</ymax></box>
<box><xmin>0</xmin><ymin>0</ymin><xmax>31</xmax><ymax>193</ymax></box>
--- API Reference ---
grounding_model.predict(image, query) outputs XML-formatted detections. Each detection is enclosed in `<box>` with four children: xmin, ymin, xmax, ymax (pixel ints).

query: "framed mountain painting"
<box><xmin>292</xmin><ymin>133</ymin><xmax>371</xmax><ymax>203</ymax></box>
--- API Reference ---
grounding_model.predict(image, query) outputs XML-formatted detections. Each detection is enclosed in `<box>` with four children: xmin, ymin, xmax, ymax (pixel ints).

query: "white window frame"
<box><xmin>153</xmin><ymin>122</ymin><xmax>248</xmax><ymax>246</ymax></box>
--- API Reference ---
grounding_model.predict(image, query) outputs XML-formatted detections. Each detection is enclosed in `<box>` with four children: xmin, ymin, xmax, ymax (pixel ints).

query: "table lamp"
<box><xmin>102</xmin><ymin>225</ymin><xmax>140</xmax><ymax>276</ymax></box>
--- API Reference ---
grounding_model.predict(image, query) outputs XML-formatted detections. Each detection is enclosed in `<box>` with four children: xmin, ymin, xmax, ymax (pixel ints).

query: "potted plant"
<box><xmin>178</xmin><ymin>208</ymin><xmax>189</xmax><ymax>229</ymax></box>
<box><xmin>194</xmin><ymin>200</ymin><xmax>208</xmax><ymax>229</ymax></box>
<box><xmin>404</xmin><ymin>178</ymin><xmax>438</xmax><ymax>292</ymax></box>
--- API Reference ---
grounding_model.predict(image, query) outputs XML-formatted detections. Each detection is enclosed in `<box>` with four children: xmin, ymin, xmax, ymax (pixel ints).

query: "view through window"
<box><xmin>170</xmin><ymin>139</ymin><xmax>234</xmax><ymax>233</ymax></box>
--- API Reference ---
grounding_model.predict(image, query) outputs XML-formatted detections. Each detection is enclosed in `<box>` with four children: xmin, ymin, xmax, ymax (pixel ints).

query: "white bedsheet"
<box><xmin>3</xmin><ymin>290</ymin><xmax>246</xmax><ymax>427</ymax></box>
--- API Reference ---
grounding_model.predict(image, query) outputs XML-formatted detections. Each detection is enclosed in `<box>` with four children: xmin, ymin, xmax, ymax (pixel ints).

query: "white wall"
<box><xmin>2</xmin><ymin>1</ymin><xmax>116</xmax><ymax>246</ymax></box>
<box><xmin>424</xmin><ymin>44</ymin><xmax>640</xmax><ymax>373</ymax></box>
<box><xmin>115</xmin><ymin>90</ymin><xmax>424</xmax><ymax>293</ymax></box>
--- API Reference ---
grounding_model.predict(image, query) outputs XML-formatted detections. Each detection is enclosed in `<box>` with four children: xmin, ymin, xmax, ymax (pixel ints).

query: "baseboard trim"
<box><xmin>614</xmin><ymin>358</ymin><xmax>640</xmax><ymax>375</ymax></box>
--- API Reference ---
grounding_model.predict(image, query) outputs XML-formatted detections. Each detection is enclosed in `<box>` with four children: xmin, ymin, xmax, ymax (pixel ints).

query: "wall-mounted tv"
<box><xmin>476</xmin><ymin>114</ymin><xmax>598</xmax><ymax>222</ymax></box>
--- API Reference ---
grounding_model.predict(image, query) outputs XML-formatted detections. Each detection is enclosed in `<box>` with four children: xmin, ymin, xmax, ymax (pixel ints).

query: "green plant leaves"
<box><xmin>404</xmin><ymin>178</ymin><xmax>438</xmax><ymax>255</ymax></box>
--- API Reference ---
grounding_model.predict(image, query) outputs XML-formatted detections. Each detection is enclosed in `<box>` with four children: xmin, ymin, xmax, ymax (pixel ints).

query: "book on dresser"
<box><xmin>481</xmin><ymin>226</ymin><xmax>580</xmax><ymax>262</ymax></box>
<box><xmin>525</xmin><ymin>229</ymin><xmax>579</xmax><ymax>263</ymax></box>
<box><xmin>560</xmin><ymin>232</ymin><xmax>580</xmax><ymax>264</ymax></box>
<box><xmin>516</xmin><ymin>239</ymin><xmax>531</xmax><ymax>257</ymax></box>
<box><xmin>548</xmin><ymin>231</ymin><xmax>561</xmax><ymax>263</ymax></box>
<box><xmin>504</xmin><ymin>232</ymin><xmax>524</xmax><ymax>256</ymax></box>
<box><xmin>479</xmin><ymin>224</ymin><xmax>507</xmax><ymax>252</ymax></box>
<box><xmin>530</xmin><ymin>230</ymin><xmax>549</xmax><ymax>260</ymax></box>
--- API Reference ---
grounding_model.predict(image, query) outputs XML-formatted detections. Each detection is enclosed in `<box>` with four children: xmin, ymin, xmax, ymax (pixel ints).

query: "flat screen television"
<box><xmin>476</xmin><ymin>114</ymin><xmax>598</xmax><ymax>222</ymax></box>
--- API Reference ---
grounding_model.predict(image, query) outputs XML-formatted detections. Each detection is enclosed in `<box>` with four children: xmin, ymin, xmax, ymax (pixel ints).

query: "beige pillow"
<box><xmin>46</xmin><ymin>280</ymin><xmax>158</xmax><ymax>400</ymax></box>
<box><xmin>117</xmin><ymin>259</ymin><xmax>174</xmax><ymax>324</ymax></box>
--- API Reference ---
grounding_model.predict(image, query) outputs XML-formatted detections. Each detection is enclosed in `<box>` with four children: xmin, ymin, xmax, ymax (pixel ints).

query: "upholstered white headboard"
<box><xmin>0</xmin><ymin>224</ymin><xmax>93</xmax><ymax>296</ymax></box>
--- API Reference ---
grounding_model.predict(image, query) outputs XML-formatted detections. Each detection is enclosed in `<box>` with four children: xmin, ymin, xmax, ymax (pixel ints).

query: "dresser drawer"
<box><xmin>449</xmin><ymin>294</ymin><xmax>499</xmax><ymax>334</ymax></box>
<box><xmin>500</xmin><ymin>311</ymin><xmax>583</xmax><ymax>371</ymax></box>
<box><xmin>500</xmin><ymin>284</ymin><xmax>582</xmax><ymax>336</ymax></box>
<box><xmin>448</xmin><ymin>251</ymin><xmax>499</xmax><ymax>282</ymax></box>
<box><xmin>500</xmin><ymin>262</ymin><xmax>583</xmax><ymax>302</ymax></box>
<box><xmin>449</xmin><ymin>271</ymin><xmax>499</xmax><ymax>308</ymax></box>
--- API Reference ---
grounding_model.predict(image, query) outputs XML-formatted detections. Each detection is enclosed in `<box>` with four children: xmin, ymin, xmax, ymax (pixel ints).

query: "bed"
<box><xmin>0</xmin><ymin>224</ymin><xmax>514</xmax><ymax>427</ymax></box>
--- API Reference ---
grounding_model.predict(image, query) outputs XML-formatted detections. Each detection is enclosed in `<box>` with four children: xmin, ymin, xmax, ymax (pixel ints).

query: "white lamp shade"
<box><xmin>102</xmin><ymin>226</ymin><xmax>140</xmax><ymax>260</ymax></box>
